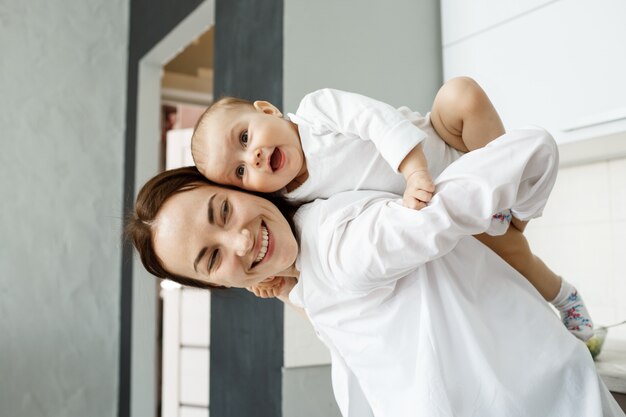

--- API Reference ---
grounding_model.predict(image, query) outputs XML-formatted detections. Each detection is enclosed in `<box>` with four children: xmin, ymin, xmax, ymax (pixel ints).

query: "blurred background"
<box><xmin>1</xmin><ymin>0</ymin><xmax>625</xmax><ymax>416</ymax></box>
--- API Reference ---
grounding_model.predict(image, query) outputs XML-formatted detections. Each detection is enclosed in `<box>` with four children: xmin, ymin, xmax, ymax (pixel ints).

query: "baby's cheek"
<box><xmin>251</xmin><ymin>172</ymin><xmax>286</xmax><ymax>193</ymax></box>
<box><xmin>240</xmin><ymin>174</ymin><xmax>263</xmax><ymax>192</ymax></box>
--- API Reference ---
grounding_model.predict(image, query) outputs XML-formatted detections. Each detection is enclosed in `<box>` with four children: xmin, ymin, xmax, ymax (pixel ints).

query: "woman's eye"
<box><xmin>240</xmin><ymin>131</ymin><xmax>248</xmax><ymax>147</ymax></box>
<box><xmin>221</xmin><ymin>200</ymin><xmax>230</xmax><ymax>223</ymax></box>
<box><xmin>208</xmin><ymin>249</ymin><xmax>219</xmax><ymax>272</ymax></box>
<box><xmin>236</xmin><ymin>165</ymin><xmax>245</xmax><ymax>178</ymax></box>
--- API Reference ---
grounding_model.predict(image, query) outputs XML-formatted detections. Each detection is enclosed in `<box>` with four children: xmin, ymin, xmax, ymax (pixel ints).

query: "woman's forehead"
<box><xmin>152</xmin><ymin>188</ymin><xmax>213</xmax><ymax>271</ymax></box>
<box><xmin>155</xmin><ymin>191</ymin><xmax>203</xmax><ymax>236</ymax></box>
<box><xmin>154</xmin><ymin>186</ymin><xmax>213</xmax><ymax>232</ymax></box>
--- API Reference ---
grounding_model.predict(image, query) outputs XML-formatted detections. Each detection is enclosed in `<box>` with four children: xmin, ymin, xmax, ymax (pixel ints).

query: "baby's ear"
<box><xmin>253</xmin><ymin>100</ymin><xmax>282</xmax><ymax>117</ymax></box>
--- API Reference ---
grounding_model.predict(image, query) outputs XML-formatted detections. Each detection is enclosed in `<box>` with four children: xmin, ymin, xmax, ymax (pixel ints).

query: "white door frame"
<box><xmin>131</xmin><ymin>2</ymin><xmax>215</xmax><ymax>416</ymax></box>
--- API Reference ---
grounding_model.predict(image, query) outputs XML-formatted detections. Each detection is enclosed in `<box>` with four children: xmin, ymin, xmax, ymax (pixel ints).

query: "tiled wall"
<box><xmin>524</xmin><ymin>157</ymin><xmax>626</xmax><ymax>341</ymax></box>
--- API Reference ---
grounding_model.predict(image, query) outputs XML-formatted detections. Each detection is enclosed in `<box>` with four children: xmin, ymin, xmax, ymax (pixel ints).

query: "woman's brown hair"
<box><xmin>125</xmin><ymin>166</ymin><xmax>296</xmax><ymax>290</ymax></box>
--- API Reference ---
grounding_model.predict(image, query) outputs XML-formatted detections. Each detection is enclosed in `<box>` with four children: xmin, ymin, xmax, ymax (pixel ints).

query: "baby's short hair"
<box><xmin>191</xmin><ymin>96</ymin><xmax>254</xmax><ymax>172</ymax></box>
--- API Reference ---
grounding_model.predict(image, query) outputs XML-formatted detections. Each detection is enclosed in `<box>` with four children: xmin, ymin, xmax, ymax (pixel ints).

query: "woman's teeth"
<box><xmin>255</xmin><ymin>225</ymin><xmax>269</xmax><ymax>264</ymax></box>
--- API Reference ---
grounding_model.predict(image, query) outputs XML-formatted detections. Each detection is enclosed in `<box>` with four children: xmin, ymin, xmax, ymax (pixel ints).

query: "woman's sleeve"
<box><xmin>296</xmin><ymin>88</ymin><xmax>427</xmax><ymax>172</ymax></box>
<box><xmin>325</xmin><ymin>127</ymin><xmax>559</xmax><ymax>291</ymax></box>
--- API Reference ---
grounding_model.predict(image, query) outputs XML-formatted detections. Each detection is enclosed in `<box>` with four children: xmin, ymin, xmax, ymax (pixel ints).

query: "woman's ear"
<box><xmin>253</xmin><ymin>100</ymin><xmax>283</xmax><ymax>117</ymax></box>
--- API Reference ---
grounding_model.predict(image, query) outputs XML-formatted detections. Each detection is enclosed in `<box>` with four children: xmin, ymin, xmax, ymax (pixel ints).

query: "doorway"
<box><xmin>131</xmin><ymin>2</ymin><xmax>214</xmax><ymax>416</ymax></box>
<box><xmin>159</xmin><ymin>26</ymin><xmax>214</xmax><ymax>417</ymax></box>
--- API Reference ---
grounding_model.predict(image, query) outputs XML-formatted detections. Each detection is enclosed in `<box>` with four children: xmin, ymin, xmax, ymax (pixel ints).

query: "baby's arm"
<box><xmin>297</xmin><ymin>89</ymin><xmax>437</xmax><ymax>209</ymax></box>
<box><xmin>398</xmin><ymin>144</ymin><xmax>435</xmax><ymax>210</ymax></box>
<box><xmin>297</xmin><ymin>89</ymin><xmax>429</xmax><ymax>174</ymax></box>
<box><xmin>326</xmin><ymin>128</ymin><xmax>558</xmax><ymax>292</ymax></box>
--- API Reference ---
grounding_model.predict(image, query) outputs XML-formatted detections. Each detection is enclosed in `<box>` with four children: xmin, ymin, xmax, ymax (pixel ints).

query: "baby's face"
<box><xmin>195</xmin><ymin>102</ymin><xmax>305</xmax><ymax>193</ymax></box>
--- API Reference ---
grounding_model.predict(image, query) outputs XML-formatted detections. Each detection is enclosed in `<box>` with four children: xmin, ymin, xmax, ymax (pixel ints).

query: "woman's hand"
<box><xmin>246</xmin><ymin>276</ymin><xmax>285</xmax><ymax>299</ymax></box>
<box><xmin>248</xmin><ymin>276</ymin><xmax>305</xmax><ymax>318</ymax></box>
<box><xmin>246</xmin><ymin>276</ymin><xmax>298</xmax><ymax>302</ymax></box>
<box><xmin>275</xmin><ymin>276</ymin><xmax>298</xmax><ymax>301</ymax></box>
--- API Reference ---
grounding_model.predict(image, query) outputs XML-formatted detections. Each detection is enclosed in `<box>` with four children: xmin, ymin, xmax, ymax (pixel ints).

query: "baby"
<box><xmin>190</xmin><ymin>77</ymin><xmax>594</xmax><ymax>341</ymax></box>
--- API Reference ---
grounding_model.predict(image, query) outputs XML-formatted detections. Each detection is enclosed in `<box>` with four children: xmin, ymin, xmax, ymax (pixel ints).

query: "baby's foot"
<box><xmin>550</xmin><ymin>278</ymin><xmax>594</xmax><ymax>341</ymax></box>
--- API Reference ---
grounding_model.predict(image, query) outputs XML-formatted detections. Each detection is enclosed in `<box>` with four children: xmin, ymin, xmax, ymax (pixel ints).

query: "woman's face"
<box><xmin>152</xmin><ymin>184</ymin><xmax>298</xmax><ymax>288</ymax></box>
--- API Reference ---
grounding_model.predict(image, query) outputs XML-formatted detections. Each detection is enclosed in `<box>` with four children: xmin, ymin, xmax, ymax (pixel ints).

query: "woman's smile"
<box><xmin>252</xmin><ymin>220</ymin><xmax>276</xmax><ymax>269</ymax></box>
<box><xmin>252</xmin><ymin>221</ymin><xmax>270</xmax><ymax>266</ymax></box>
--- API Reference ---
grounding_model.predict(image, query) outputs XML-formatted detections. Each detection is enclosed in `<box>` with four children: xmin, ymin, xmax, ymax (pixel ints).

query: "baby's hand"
<box><xmin>246</xmin><ymin>276</ymin><xmax>285</xmax><ymax>299</ymax></box>
<box><xmin>403</xmin><ymin>170</ymin><xmax>435</xmax><ymax>210</ymax></box>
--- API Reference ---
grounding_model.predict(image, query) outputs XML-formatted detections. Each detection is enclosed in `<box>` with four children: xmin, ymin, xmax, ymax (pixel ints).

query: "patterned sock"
<box><xmin>485</xmin><ymin>209</ymin><xmax>512</xmax><ymax>236</ymax></box>
<box><xmin>550</xmin><ymin>278</ymin><xmax>594</xmax><ymax>341</ymax></box>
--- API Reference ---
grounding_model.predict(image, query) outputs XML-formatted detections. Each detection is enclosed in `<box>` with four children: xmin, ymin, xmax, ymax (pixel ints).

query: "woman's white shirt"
<box><xmin>292</xmin><ymin>127</ymin><xmax>560</xmax><ymax>296</ymax></box>
<box><xmin>289</xmin><ymin>128</ymin><xmax>624</xmax><ymax>417</ymax></box>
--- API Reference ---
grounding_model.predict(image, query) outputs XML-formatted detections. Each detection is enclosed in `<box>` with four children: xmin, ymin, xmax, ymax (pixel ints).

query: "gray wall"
<box><xmin>284</xmin><ymin>0</ymin><xmax>442</xmax><ymax>113</ymax></box>
<box><xmin>282</xmin><ymin>0</ymin><xmax>442</xmax><ymax>415</ymax></box>
<box><xmin>282</xmin><ymin>366</ymin><xmax>342</xmax><ymax>417</ymax></box>
<box><xmin>0</xmin><ymin>0</ymin><xmax>129</xmax><ymax>416</ymax></box>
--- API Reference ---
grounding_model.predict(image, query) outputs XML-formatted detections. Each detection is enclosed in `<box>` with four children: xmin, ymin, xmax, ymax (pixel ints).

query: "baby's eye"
<box><xmin>236</xmin><ymin>165</ymin><xmax>245</xmax><ymax>179</ymax></box>
<box><xmin>240</xmin><ymin>131</ymin><xmax>248</xmax><ymax>147</ymax></box>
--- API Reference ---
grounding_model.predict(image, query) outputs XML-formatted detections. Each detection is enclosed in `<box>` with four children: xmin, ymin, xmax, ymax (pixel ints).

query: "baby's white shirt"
<box><xmin>283</xmin><ymin>88</ymin><xmax>464</xmax><ymax>203</ymax></box>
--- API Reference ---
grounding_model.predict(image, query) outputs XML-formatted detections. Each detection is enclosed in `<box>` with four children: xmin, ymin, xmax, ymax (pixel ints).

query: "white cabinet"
<box><xmin>441</xmin><ymin>0</ymin><xmax>553</xmax><ymax>46</ymax></box>
<box><xmin>442</xmin><ymin>0</ymin><xmax>626</xmax><ymax>148</ymax></box>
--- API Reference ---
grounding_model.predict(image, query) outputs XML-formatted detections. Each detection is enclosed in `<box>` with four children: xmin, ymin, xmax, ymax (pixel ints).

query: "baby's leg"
<box><xmin>431</xmin><ymin>78</ymin><xmax>594</xmax><ymax>340</ymax></box>
<box><xmin>430</xmin><ymin>76</ymin><xmax>505</xmax><ymax>152</ymax></box>
<box><xmin>475</xmin><ymin>229</ymin><xmax>560</xmax><ymax>299</ymax></box>
<box><xmin>475</xmin><ymin>229</ymin><xmax>594</xmax><ymax>341</ymax></box>
<box><xmin>510</xmin><ymin>217</ymin><xmax>528</xmax><ymax>233</ymax></box>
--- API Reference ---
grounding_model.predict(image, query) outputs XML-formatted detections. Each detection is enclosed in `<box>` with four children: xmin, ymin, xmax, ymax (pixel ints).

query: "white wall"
<box><xmin>282</xmin><ymin>0</ymin><xmax>442</xmax><ymax>374</ymax></box>
<box><xmin>0</xmin><ymin>0</ymin><xmax>129</xmax><ymax>416</ymax></box>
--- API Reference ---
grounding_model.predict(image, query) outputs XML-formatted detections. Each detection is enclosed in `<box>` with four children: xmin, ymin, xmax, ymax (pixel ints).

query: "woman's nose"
<box><xmin>247</xmin><ymin>148</ymin><xmax>262</xmax><ymax>168</ymax></box>
<box><xmin>233</xmin><ymin>229</ymin><xmax>253</xmax><ymax>257</ymax></box>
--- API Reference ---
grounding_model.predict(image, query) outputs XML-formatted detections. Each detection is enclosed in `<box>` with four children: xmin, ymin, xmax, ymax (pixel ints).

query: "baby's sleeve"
<box><xmin>297</xmin><ymin>88</ymin><xmax>427</xmax><ymax>173</ymax></box>
<box><xmin>322</xmin><ymin>127</ymin><xmax>558</xmax><ymax>292</ymax></box>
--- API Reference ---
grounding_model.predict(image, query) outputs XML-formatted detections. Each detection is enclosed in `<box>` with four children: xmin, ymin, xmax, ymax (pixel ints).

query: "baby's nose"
<box><xmin>233</xmin><ymin>229</ymin><xmax>253</xmax><ymax>257</ymax></box>
<box><xmin>247</xmin><ymin>149</ymin><xmax>262</xmax><ymax>168</ymax></box>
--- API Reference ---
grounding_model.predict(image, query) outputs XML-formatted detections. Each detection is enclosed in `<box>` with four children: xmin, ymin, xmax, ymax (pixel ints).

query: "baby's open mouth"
<box><xmin>270</xmin><ymin>148</ymin><xmax>283</xmax><ymax>172</ymax></box>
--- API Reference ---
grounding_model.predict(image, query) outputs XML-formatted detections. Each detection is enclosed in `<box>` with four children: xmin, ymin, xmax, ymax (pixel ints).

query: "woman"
<box><xmin>127</xmin><ymin>128</ymin><xmax>624</xmax><ymax>416</ymax></box>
